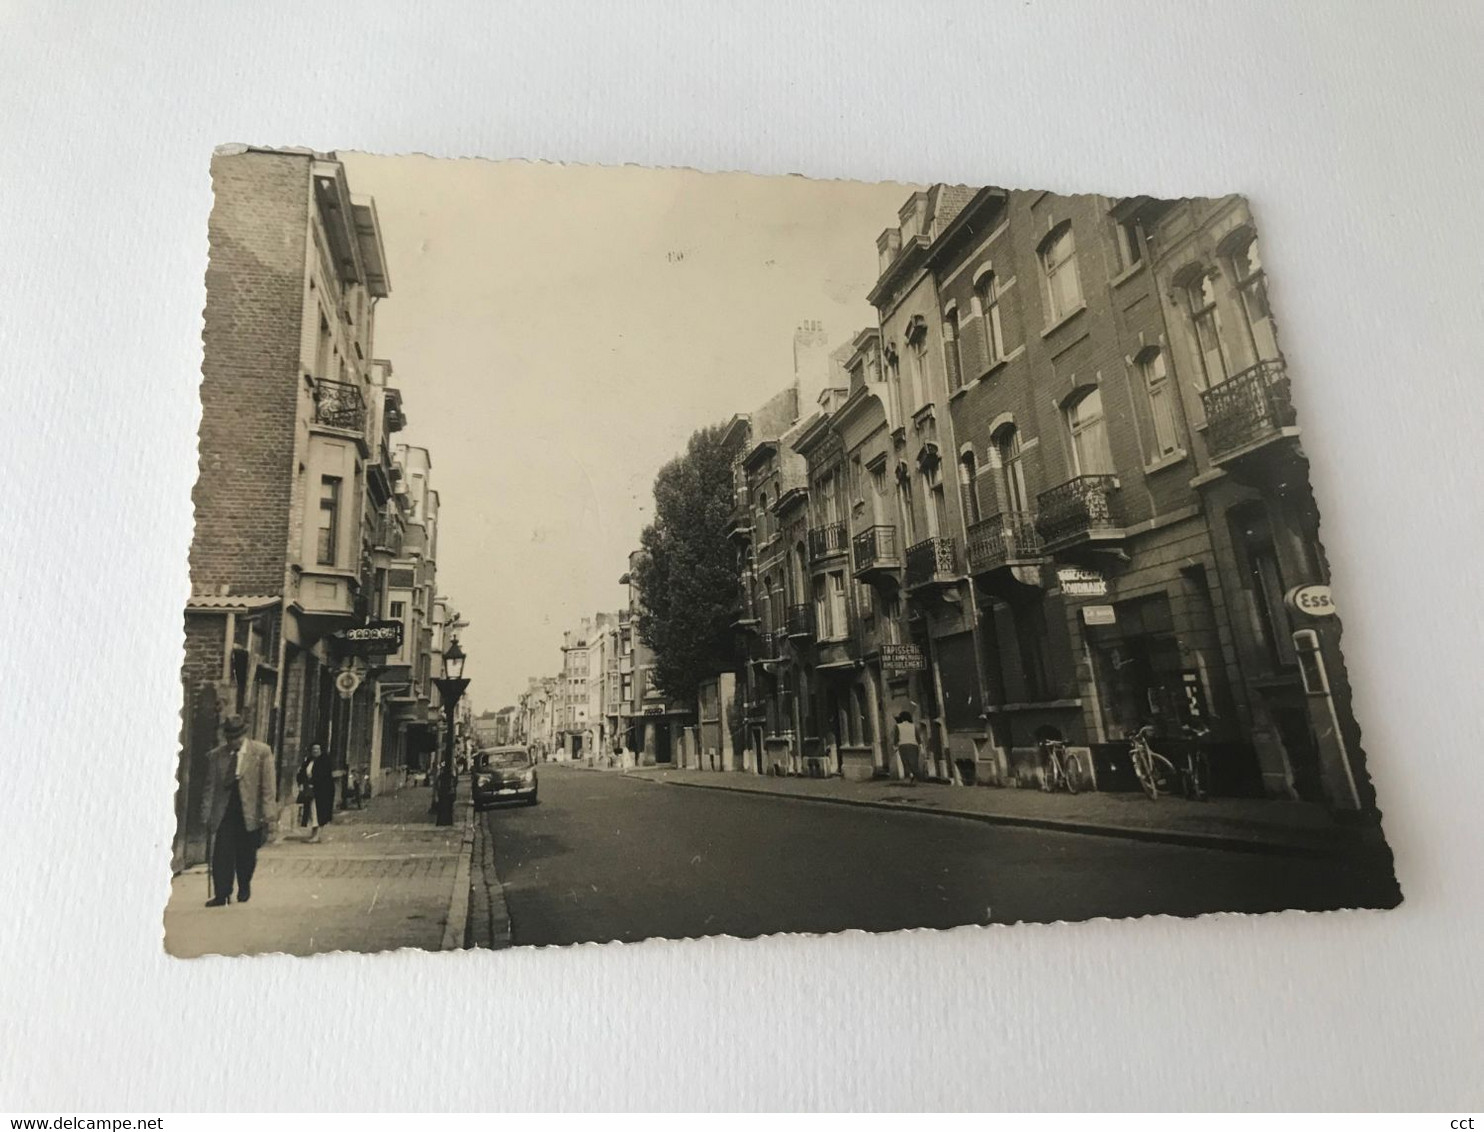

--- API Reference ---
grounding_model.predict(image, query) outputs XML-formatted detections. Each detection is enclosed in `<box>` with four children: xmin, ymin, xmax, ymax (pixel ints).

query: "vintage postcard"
<box><xmin>164</xmin><ymin>149</ymin><xmax>1398</xmax><ymax>956</ymax></box>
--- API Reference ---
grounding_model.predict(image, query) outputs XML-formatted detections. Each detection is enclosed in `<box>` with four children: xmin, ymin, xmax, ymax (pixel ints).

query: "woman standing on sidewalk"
<box><xmin>894</xmin><ymin>711</ymin><xmax>921</xmax><ymax>786</ymax></box>
<box><xmin>297</xmin><ymin>743</ymin><xmax>335</xmax><ymax>841</ymax></box>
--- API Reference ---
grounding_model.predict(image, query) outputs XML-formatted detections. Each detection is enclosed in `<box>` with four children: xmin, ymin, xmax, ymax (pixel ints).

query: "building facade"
<box><xmin>175</xmin><ymin>147</ymin><xmax>465</xmax><ymax>870</ymax></box>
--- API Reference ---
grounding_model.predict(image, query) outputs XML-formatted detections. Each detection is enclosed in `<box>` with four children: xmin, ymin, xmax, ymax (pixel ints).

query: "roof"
<box><xmin>186</xmin><ymin>594</ymin><xmax>281</xmax><ymax>612</ymax></box>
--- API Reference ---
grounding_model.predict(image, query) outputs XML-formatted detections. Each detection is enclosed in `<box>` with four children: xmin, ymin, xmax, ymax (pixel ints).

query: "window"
<box><xmin>813</xmin><ymin>575</ymin><xmax>830</xmax><ymax>639</ymax></box>
<box><xmin>925</xmin><ymin>463</ymin><xmax>948</xmax><ymax>538</ymax></box>
<box><xmin>856</xmin><ymin>580</ymin><xmax>873</xmax><ymax>620</ymax></box>
<box><xmin>1066</xmin><ymin>389</ymin><xmax>1113</xmax><ymax>476</ymax></box>
<box><xmin>1230</xmin><ymin>235</ymin><xmax>1279</xmax><ymax>362</ymax></box>
<box><xmin>1040</xmin><ymin>223</ymin><xmax>1082</xmax><ymax>323</ymax></box>
<box><xmin>389</xmin><ymin>600</ymin><xmax>406</xmax><ymax>621</ymax></box>
<box><xmin>897</xmin><ymin>476</ymin><xmax>917</xmax><ymax>543</ymax></box>
<box><xmin>909</xmin><ymin>335</ymin><xmax>928</xmax><ymax>410</ymax></box>
<box><xmin>958</xmin><ymin>450</ymin><xmax>982</xmax><ymax>525</ymax></box>
<box><xmin>887</xmin><ymin>351</ymin><xmax>906</xmax><ymax>420</ymax></box>
<box><xmin>1139</xmin><ymin>348</ymin><xmax>1180</xmax><ymax>458</ymax></box>
<box><xmin>1186</xmin><ymin>272</ymin><xmax>1230</xmax><ymax>389</ymax></box>
<box><xmin>828</xmin><ymin>572</ymin><xmax>849</xmax><ymax>640</ymax></box>
<box><xmin>994</xmin><ymin>424</ymin><xmax>1029</xmax><ymax>513</ymax></box>
<box><xmin>1013</xmin><ymin>599</ymin><xmax>1052</xmax><ymax>701</ymax></box>
<box><xmin>1113</xmin><ymin>215</ymin><xmax>1144</xmax><ymax>272</ymax></box>
<box><xmin>316</xmin><ymin>476</ymin><xmax>341</xmax><ymax>565</ymax></box>
<box><xmin>849</xmin><ymin>456</ymin><xmax>863</xmax><ymax>504</ymax></box>
<box><xmin>943</xmin><ymin>307</ymin><xmax>963</xmax><ymax>391</ymax></box>
<box><xmin>975</xmin><ymin>271</ymin><xmax>1005</xmax><ymax>366</ymax></box>
<box><xmin>315</xmin><ymin>312</ymin><xmax>332</xmax><ymax>380</ymax></box>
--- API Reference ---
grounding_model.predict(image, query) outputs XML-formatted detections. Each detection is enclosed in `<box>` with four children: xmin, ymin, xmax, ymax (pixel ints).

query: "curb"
<box><xmin>440</xmin><ymin>794</ymin><xmax>477</xmax><ymax>951</ymax></box>
<box><xmin>640</xmin><ymin>775</ymin><xmax>1356</xmax><ymax>859</ymax></box>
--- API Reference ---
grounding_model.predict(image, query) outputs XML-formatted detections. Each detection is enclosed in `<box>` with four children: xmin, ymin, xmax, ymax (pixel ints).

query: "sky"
<box><xmin>339</xmin><ymin>153</ymin><xmax>922</xmax><ymax>711</ymax></box>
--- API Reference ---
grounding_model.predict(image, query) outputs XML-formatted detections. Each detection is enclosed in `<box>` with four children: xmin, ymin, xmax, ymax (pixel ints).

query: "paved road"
<box><xmin>480</xmin><ymin>766</ymin><xmax>1399</xmax><ymax>946</ymax></box>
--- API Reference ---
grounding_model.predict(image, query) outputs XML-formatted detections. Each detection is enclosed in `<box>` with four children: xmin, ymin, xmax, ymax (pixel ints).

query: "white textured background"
<box><xmin>1</xmin><ymin>0</ymin><xmax>1480</xmax><ymax>1112</ymax></box>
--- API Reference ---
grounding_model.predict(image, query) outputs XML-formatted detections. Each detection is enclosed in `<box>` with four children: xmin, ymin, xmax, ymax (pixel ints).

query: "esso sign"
<box><xmin>1285</xmin><ymin>584</ymin><xmax>1337</xmax><ymax>619</ymax></box>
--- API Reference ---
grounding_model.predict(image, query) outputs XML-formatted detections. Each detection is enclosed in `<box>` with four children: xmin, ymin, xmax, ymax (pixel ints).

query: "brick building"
<box><xmin>684</xmin><ymin>184</ymin><xmax>1367</xmax><ymax>812</ymax></box>
<box><xmin>175</xmin><ymin>148</ymin><xmax>458</xmax><ymax>870</ymax></box>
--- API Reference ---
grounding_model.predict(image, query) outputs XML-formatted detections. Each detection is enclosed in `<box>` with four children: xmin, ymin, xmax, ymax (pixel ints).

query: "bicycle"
<box><xmin>1180</xmin><ymin>723</ymin><xmax>1212</xmax><ymax>802</ymax></box>
<box><xmin>1038</xmin><ymin>738</ymin><xmax>1083</xmax><ymax>795</ymax></box>
<box><xmin>1126</xmin><ymin>725</ymin><xmax>1180</xmax><ymax>800</ymax></box>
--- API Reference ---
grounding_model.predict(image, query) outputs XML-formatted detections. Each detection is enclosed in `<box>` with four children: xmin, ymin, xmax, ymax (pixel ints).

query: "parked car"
<box><xmin>471</xmin><ymin>745</ymin><xmax>538</xmax><ymax>810</ymax></box>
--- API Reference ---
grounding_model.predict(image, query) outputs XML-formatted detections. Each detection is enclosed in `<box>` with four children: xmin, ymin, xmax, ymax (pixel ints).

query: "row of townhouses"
<box><xmin>681</xmin><ymin>187</ymin><xmax>1366</xmax><ymax>811</ymax></box>
<box><xmin>514</xmin><ymin>553</ymin><xmax>690</xmax><ymax>766</ymax></box>
<box><xmin>174</xmin><ymin>148</ymin><xmax>465</xmax><ymax>870</ymax></box>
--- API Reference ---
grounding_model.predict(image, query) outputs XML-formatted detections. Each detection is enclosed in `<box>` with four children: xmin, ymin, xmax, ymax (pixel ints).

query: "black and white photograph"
<box><xmin>164</xmin><ymin>150</ymin><xmax>1399</xmax><ymax>957</ymax></box>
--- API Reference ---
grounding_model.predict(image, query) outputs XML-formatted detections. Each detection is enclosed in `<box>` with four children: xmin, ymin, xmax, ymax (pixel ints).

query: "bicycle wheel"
<box><xmin>1132</xmin><ymin>746</ymin><xmax>1158</xmax><ymax>799</ymax></box>
<box><xmin>1063</xmin><ymin>751</ymin><xmax>1082</xmax><ymax>795</ymax></box>
<box><xmin>1189</xmin><ymin>752</ymin><xmax>1210</xmax><ymax>801</ymax></box>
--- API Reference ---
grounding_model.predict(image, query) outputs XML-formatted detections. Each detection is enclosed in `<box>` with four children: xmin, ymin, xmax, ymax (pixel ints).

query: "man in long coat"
<box><xmin>200</xmin><ymin>713</ymin><xmax>277</xmax><ymax>906</ymax></box>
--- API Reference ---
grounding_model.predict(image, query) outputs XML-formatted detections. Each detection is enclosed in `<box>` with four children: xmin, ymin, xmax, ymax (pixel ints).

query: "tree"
<box><xmin>633</xmin><ymin>424</ymin><xmax>741</xmax><ymax>707</ymax></box>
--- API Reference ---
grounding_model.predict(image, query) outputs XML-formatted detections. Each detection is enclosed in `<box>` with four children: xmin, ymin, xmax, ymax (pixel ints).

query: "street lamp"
<box><xmin>432</xmin><ymin>636</ymin><xmax>470</xmax><ymax>827</ymax></box>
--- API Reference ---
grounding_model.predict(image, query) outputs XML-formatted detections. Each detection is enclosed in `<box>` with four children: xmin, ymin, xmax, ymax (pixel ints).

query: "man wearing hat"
<box><xmin>200</xmin><ymin>713</ymin><xmax>277</xmax><ymax>907</ymax></box>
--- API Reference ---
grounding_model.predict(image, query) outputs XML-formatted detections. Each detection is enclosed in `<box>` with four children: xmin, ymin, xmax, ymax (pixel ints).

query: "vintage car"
<box><xmin>471</xmin><ymin>745</ymin><xmax>538</xmax><ymax>810</ymax></box>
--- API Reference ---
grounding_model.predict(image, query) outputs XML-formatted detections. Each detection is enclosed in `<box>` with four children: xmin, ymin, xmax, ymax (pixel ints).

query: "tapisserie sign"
<box><xmin>880</xmin><ymin>644</ymin><xmax>927</xmax><ymax>673</ymax></box>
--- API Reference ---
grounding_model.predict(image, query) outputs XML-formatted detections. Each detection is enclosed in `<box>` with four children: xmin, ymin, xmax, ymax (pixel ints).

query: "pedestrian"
<box><xmin>309</xmin><ymin>741</ymin><xmax>336</xmax><ymax>836</ymax></box>
<box><xmin>894</xmin><ymin>710</ymin><xmax>921</xmax><ymax>786</ymax></box>
<box><xmin>200</xmin><ymin>714</ymin><xmax>276</xmax><ymax>907</ymax></box>
<box><xmin>296</xmin><ymin>744</ymin><xmax>325</xmax><ymax>841</ymax></box>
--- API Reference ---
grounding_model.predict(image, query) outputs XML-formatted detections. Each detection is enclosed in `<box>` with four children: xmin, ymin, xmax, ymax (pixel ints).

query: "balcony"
<box><xmin>1201</xmin><ymin>360</ymin><xmax>1298</xmax><ymax>467</ymax></box>
<box><xmin>726</xmin><ymin>509</ymin><xmax>754</xmax><ymax>544</ymax></box>
<box><xmin>786</xmin><ymin>603</ymin><xmax>813</xmax><ymax>640</ymax></box>
<box><xmin>853</xmin><ymin>525</ymin><xmax>902</xmax><ymax>580</ymax></box>
<box><xmin>1035</xmin><ymin>475</ymin><xmax>1125</xmax><ymax>553</ymax></box>
<box><xmin>966</xmin><ymin>512</ymin><xmax>1046</xmax><ymax>573</ymax></box>
<box><xmin>312</xmin><ymin>379</ymin><xmax>366</xmax><ymax>435</ymax></box>
<box><xmin>905</xmin><ymin>535</ymin><xmax>960</xmax><ymax>590</ymax></box>
<box><xmin>808</xmin><ymin>521</ymin><xmax>848</xmax><ymax>563</ymax></box>
<box><xmin>730</xmin><ymin>589</ymin><xmax>760</xmax><ymax>631</ymax></box>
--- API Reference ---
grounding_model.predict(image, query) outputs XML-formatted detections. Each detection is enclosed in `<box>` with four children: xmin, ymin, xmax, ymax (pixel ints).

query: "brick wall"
<box><xmin>190</xmin><ymin>151</ymin><xmax>311</xmax><ymax>594</ymax></box>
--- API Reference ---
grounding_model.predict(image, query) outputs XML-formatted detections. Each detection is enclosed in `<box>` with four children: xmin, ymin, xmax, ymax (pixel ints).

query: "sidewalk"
<box><xmin>164</xmin><ymin>782</ymin><xmax>473</xmax><ymax>957</ymax></box>
<box><xmin>623</xmin><ymin>766</ymin><xmax>1390</xmax><ymax>857</ymax></box>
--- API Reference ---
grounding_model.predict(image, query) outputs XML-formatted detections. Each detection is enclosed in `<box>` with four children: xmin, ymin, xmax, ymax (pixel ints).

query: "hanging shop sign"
<box><xmin>1081</xmin><ymin>604</ymin><xmax>1117</xmax><ymax>626</ymax></box>
<box><xmin>332</xmin><ymin>620</ymin><xmax>405</xmax><ymax>655</ymax></box>
<box><xmin>334</xmin><ymin>669</ymin><xmax>363</xmax><ymax>698</ymax></box>
<box><xmin>880</xmin><ymin>644</ymin><xmax>928</xmax><ymax>673</ymax></box>
<box><xmin>1284</xmin><ymin>584</ymin><xmax>1337</xmax><ymax>619</ymax></box>
<box><xmin>1057</xmin><ymin>566</ymin><xmax>1107</xmax><ymax>598</ymax></box>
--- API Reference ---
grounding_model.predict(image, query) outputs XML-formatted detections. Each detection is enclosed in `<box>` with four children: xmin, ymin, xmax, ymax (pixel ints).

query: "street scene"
<box><xmin>166</xmin><ymin>149</ymin><xmax>1398</xmax><ymax>957</ymax></box>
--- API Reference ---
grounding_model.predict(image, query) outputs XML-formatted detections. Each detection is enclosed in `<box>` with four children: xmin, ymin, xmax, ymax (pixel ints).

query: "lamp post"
<box><xmin>431</xmin><ymin>637</ymin><xmax>469</xmax><ymax>827</ymax></box>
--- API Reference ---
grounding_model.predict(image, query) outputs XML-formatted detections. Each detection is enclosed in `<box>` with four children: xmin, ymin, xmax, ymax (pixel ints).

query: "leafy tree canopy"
<box><xmin>633</xmin><ymin>424</ymin><xmax>740</xmax><ymax>706</ymax></box>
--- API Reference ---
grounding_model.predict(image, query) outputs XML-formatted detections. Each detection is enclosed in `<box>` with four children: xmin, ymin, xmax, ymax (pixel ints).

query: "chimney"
<box><xmin>792</xmin><ymin>320</ymin><xmax>831</xmax><ymax>420</ymax></box>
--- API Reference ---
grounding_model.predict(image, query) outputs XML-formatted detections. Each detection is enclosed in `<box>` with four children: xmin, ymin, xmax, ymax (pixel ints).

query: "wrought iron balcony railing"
<box><xmin>966</xmin><ymin>512</ymin><xmax>1045</xmax><ymax>573</ymax></box>
<box><xmin>312</xmin><ymin>379</ymin><xmax>366</xmax><ymax>433</ymax></box>
<box><xmin>808</xmin><ymin>521</ymin><xmax>849</xmax><ymax>562</ymax></box>
<box><xmin>905</xmin><ymin>536</ymin><xmax>960</xmax><ymax>588</ymax></box>
<box><xmin>1200</xmin><ymin>359</ymin><xmax>1296</xmax><ymax>461</ymax></box>
<box><xmin>786</xmin><ymin>603</ymin><xmax>813</xmax><ymax>638</ymax></box>
<box><xmin>1035</xmin><ymin>475</ymin><xmax>1123</xmax><ymax>547</ymax></box>
<box><xmin>853</xmin><ymin>524</ymin><xmax>901</xmax><ymax>575</ymax></box>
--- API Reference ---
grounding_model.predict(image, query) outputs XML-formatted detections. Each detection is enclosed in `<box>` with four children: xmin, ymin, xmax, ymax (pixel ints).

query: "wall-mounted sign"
<box><xmin>1082</xmin><ymin>604</ymin><xmax>1117</xmax><ymax>626</ymax></box>
<box><xmin>334</xmin><ymin>669</ymin><xmax>363</xmax><ymax>698</ymax></box>
<box><xmin>332</xmin><ymin>620</ymin><xmax>405</xmax><ymax>655</ymax></box>
<box><xmin>880</xmin><ymin>643</ymin><xmax>927</xmax><ymax>673</ymax></box>
<box><xmin>1284</xmin><ymin>584</ymin><xmax>1337</xmax><ymax>619</ymax></box>
<box><xmin>1057</xmin><ymin>566</ymin><xmax>1107</xmax><ymax>598</ymax></box>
